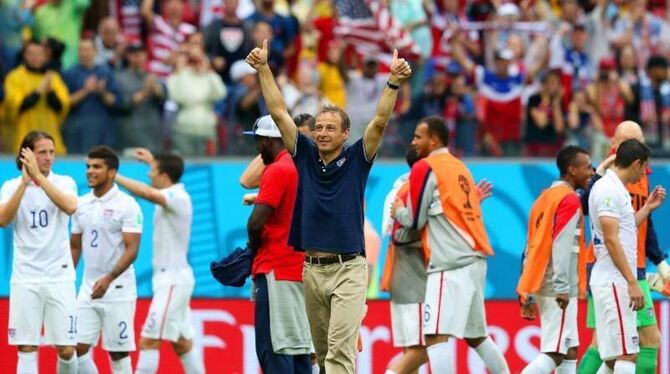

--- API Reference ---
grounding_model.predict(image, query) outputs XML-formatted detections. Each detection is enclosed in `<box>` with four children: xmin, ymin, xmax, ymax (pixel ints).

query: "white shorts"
<box><xmin>537</xmin><ymin>296</ymin><xmax>579</xmax><ymax>355</ymax></box>
<box><xmin>423</xmin><ymin>260</ymin><xmax>488</xmax><ymax>339</ymax></box>
<box><xmin>592</xmin><ymin>283</ymin><xmax>639</xmax><ymax>360</ymax></box>
<box><xmin>141</xmin><ymin>283</ymin><xmax>195</xmax><ymax>342</ymax></box>
<box><xmin>77</xmin><ymin>299</ymin><xmax>137</xmax><ymax>352</ymax></box>
<box><xmin>390</xmin><ymin>302</ymin><xmax>425</xmax><ymax>347</ymax></box>
<box><xmin>8</xmin><ymin>282</ymin><xmax>77</xmax><ymax>346</ymax></box>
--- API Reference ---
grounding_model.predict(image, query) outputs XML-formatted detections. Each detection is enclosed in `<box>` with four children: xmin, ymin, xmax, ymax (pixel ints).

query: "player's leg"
<box><xmin>101</xmin><ymin>301</ymin><xmax>136</xmax><ymax>374</ymax></box>
<box><xmin>464</xmin><ymin>261</ymin><xmax>509</xmax><ymax>374</ymax></box>
<box><xmin>423</xmin><ymin>270</ymin><xmax>455</xmax><ymax>373</ymax></box>
<box><xmin>76</xmin><ymin>302</ymin><xmax>102</xmax><ymax>374</ymax></box>
<box><xmin>556</xmin><ymin>347</ymin><xmax>579</xmax><ymax>374</ymax></box>
<box><xmin>592</xmin><ymin>284</ymin><xmax>639</xmax><ymax>374</ymax></box>
<box><xmin>9</xmin><ymin>283</ymin><xmax>43</xmax><ymax>374</ymax></box>
<box><xmin>168</xmin><ymin>284</ymin><xmax>205</xmax><ymax>374</ymax></box>
<box><xmin>634</xmin><ymin>279</ymin><xmax>659</xmax><ymax>374</ymax></box>
<box><xmin>44</xmin><ymin>282</ymin><xmax>78</xmax><ymax>373</ymax></box>
<box><xmin>136</xmin><ymin>285</ymin><xmax>172</xmax><ymax>374</ymax></box>
<box><xmin>386</xmin><ymin>303</ymin><xmax>428</xmax><ymax>374</ymax></box>
<box><xmin>579</xmin><ymin>294</ymin><xmax>603</xmax><ymax>374</ymax></box>
<box><xmin>324</xmin><ymin>256</ymin><xmax>367</xmax><ymax>374</ymax></box>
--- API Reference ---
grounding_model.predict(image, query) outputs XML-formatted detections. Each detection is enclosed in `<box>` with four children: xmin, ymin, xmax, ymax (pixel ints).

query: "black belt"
<box><xmin>305</xmin><ymin>253</ymin><xmax>360</xmax><ymax>265</ymax></box>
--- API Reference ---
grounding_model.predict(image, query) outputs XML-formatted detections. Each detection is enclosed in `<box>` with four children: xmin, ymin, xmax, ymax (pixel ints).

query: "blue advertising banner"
<box><xmin>2</xmin><ymin>158</ymin><xmax>670</xmax><ymax>299</ymax></box>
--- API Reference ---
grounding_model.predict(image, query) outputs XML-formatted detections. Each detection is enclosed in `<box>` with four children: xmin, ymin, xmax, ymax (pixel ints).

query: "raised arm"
<box><xmin>362</xmin><ymin>50</ymin><xmax>412</xmax><ymax>161</ymax></box>
<box><xmin>635</xmin><ymin>185</ymin><xmax>666</xmax><ymax>226</ymax></box>
<box><xmin>21</xmin><ymin>148</ymin><xmax>77</xmax><ymax>215</ymax></box>
<box><xmin>246</xmin><ymin>39</ymin><xmax>298</xmax><ymax>153</ymax></box>
<box><xmin>115</xmin><ymin>174</ymin><xmax>166</xmax><ymax>207</ymax></box>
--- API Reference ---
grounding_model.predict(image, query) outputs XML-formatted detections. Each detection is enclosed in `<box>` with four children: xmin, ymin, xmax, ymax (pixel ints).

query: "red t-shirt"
<box><xmin>252</xmin><ymin>150</ymin><xmax>303</xmax><ymax>281</ymax></box>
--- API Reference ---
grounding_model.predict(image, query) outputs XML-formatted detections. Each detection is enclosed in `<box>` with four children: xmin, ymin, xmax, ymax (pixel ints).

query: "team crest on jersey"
<box><xmin>8</xmin><ymin>328</ymin><xmax>15</xmax><ymax>338</ymax></box>
<box><xmin>103</xmin><ymin>209</ymin><xmax>114</xmax><ymax>218</ymax></box>
<box><xmin>336</xmin><ymin>158</ymin><xmax>346</xmax><ymax>167</ymax></box>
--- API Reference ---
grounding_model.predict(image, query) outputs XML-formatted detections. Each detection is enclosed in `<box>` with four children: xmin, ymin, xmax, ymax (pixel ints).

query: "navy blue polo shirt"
<box><xmin>288</xmin><ymin>133</ymin><xmax>374</xmax><ymax>254</ymax></box>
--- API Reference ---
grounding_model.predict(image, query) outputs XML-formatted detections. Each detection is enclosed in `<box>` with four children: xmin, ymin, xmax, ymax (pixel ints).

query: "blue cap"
<box><xmin>210</xmin><ymin>246</ymin><xmax>253</xmax><ymax>287</ymax></box>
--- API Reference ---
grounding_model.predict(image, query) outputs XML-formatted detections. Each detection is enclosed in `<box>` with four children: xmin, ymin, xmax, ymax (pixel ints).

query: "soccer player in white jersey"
<box><xmin>0</xmin><ymin>131</ymin><xmax>78</xmax><ymax>374</ymax></box>
<box><xmin>115</xmin><ymin>148</ymin><xmax>204</xmax><ymax>374</ymax></box>
<box><xmin>588</xmin><ymin>139</ymin><xmax>665</xmax><ymax>374</ymax></box>
<box><xmin>71</xmin><ymin>146</ymin><xmax>143</xmax><ymax>374</ymax></box>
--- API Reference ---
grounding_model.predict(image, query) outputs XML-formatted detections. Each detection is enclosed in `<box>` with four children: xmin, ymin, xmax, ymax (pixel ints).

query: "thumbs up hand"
<box><xmin>246</xmin><ymin>39</ymin><xmax>269</xmax><ymax>70</ymax></box>
<box><xmin>389</xmin><ymin>49</ymin><xmax>412</xmax><ymax>84</ymax></box>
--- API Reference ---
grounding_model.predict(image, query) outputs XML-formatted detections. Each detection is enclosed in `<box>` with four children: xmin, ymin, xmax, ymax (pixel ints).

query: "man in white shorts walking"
<box><xmin>71</xmin><ymin>146</ymin><xmax>143</xmax><ymax>374</ymax></box>
<box><xmin>115</xmin><ymin>148</ymin><xmax>205</xmax><ymax>374</ymax></box>
<box><xmin>392</xmin><ymin>116</ymin><xmax>509</xmax><ymax>374</ymax></box>
<box><xmin>0</xmin><ymin>131</ymin><xmax>79</xmax><ymax>374</ymax></box>
<box><xmin>588</xmin><ymin>139</ymin><xmax>665</xmax><ymax>373</ymax></box>
<box><xmin>517</xmin><ymin>146</ymin><xmax>594</xmax><ymax>374</ymax></box>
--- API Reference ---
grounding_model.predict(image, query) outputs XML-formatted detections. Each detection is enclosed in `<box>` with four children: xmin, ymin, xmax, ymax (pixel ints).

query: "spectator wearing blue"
<box><xmin>246</xmin><ymin>40</ymin><xmax>412</xmax><ymax>373</ymax></box>
<box><xmin>62</xmin><ymin>37</ymin><xmax>120</xmax><ymax>153</ymax></box>
<box><xmin>0</xmin><ymin>0</ymin><xmax>33</xmax><ymax>73</ymax></box>
<box><xmin>246</xmin><ymin>0</ymin><xmax>295</xmax><ymax>70</ymax></box>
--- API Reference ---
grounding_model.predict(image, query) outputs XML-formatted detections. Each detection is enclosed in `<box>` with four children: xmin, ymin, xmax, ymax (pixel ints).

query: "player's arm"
<box><xmin>115</xmin><ymin>174</ymin><xmax>167</xmax><ymax>207</ymax></box>
<box><xmin>551</xmin><ymin>195</ymin><xmax>581</xmax><ymax>309</ymax></box>
<box><xmin>645</xmin><ymin>217</ymin><xmax>670</xmax><ymax>280</ymax></box>
<box><xmin>393</xmin><ymin>161</ymin><xmax>434</xmax><ymax>230</ymax></box>
<box><xmin>20</xmin><ymin>149</ymin><xmax>77</xmax><ymax>215</ymax></box>
<box><xmin>600</xmin><ymin>216</ymin><xmax>645</xmax><ymax>310</ymax></box>
<box><xmin>362</xmin><ymin>50</ymin><xmax>412</xmax><ymax>161</ymax></box>
<box><xmin>246</xmin><ymin>203</ymin><xmax>273</xmax><ymax>255</ymax></box>
<box><xmin>91</xmin><ymin>232</ymin><xmax>141</xmax><ymax>299</ymax></box>
<box><xmin>246</xmin><ymin>39</ymin><xmax>298</xmax><ymax>154</ymax></box>
<box><xmin>635</xmin><ymin>185</ymin><xmax>666</xmax><ymax>226</ymax></box>
<box><xmin>0</xmin><ymin>170</ymin><xmax>29</xmax><ymax>227</ymax></box>
<box><xmin>240</xmin><ymin>154</ymin><xmax>265</xmax><ymax>189</ymax></box>
<box><xmin>70</xmin><ymin>233</ymin><xmax>82</xmax><ymax>267</ymax></box>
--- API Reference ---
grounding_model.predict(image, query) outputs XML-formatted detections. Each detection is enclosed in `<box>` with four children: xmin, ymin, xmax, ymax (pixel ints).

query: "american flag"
<box><xmin>110</xmin><ymin>0</ymin><xmax>142</xmax><ymax>40</ymax></box>
<box><xmin>333</xmin><ymin>0</ymin><xmax>422</xmax><ymax>64</ymax></box>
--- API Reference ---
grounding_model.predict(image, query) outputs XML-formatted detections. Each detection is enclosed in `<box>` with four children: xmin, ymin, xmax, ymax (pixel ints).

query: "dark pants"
<box><xmin>255</xmin><ymin>274</ymin><xmax>311</xmax><ymax>374</ymax></box>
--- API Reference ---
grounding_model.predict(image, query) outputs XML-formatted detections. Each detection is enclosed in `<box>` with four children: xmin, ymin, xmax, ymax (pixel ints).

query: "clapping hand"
<box><xmin>20</xmin><ymin>148</ymin><xmax>40</xmax><ymax>179</ymax></box>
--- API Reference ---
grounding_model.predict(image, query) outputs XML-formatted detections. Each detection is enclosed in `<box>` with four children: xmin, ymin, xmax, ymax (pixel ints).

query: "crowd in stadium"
<box><xmin>2</xmin><ymin>0</ymin><xmax>670</xmax><ymax>159</ymax></box>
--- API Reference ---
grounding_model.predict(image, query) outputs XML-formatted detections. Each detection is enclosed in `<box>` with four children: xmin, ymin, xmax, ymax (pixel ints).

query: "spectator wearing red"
<box><xmin>586</xmin><ymin>58</ymin><xmax>634</xmax><ymax>139</ymax></box>
<box><xmin>525</xmin><ymin>70</ymin><xmax>565</xmax><ymax>157</ymax></box>
<box><xmin>452</xmin><ymin>40</ymin><xmax>524</xmax><ymax>156</ymax></box>
<box><xmin>141</xmin><ymin>0</ymin><xmax>196</xmax><ymax>78</ymax></box>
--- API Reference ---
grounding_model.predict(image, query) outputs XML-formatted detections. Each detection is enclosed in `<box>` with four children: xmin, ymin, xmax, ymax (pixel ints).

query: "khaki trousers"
<box><xmin>303</xmin><ymin>255</ymin><xmax>368</xmax><ymax>374</ymax></box>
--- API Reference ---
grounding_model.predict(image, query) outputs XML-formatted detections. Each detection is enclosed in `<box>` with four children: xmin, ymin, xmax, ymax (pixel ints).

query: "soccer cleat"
<box><xmin>647</xmin><ymin>272</ymin><xmax>670</xmax><ymax>297</ymax></box>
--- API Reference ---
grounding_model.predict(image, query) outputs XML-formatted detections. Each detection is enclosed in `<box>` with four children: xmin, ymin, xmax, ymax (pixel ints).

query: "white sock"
<box><xmin>17</xmin><ymin>351</ymin><xmax>37</xmax><ymax>374</ymax></box>
<box><xmin>613</xmin><ymin>360</ymin><xmax>635</xmax><ymax>374</ymax></box>
<box><xmin>427</xmin><ymin>342</ymin><xmax>454</xmax><ymax>373</ymax></box>
<box><xmin>57</xmin><ymin>353</ymin><xmax>78</xmax><ymax>374</ymax></box>
<box><xmin>556</xmin><ymin>359</ymin><xmax>577</xmax><ymax>374</ymax></box>
<box><xmin>135</xmin><ymin>349</ymin><xmax>159</xmax><ymax>374</ymax></box>
<box><xmin>596</xmin><ymin>363</ymin><xmax>614</xmax><ymax>374</ymax></box>
<box><xmin>110</xmin><ymin>356</ymin><xmax>132</xmax><ymax>374</ymax></box>
<box><xmin>312</xmin><ymin>364</ymin><xmax>320</xmax><ymax>374</ymax></box>
<box><xmin>385</xmin><ymin>370</ymin><xmax>399</xmax><ymax>374</ymax></box>
<box><xmin>474</xmin><ymin>337</ymin><xmax>510</xmax><ymax>374</ymax></box>
<box><xmin>77</xmin><ymin>353</ymin><xmax>99</xmax><ymax>374</ymax></box>
<box><xmin>179</xmin><ymin>349</ymin><xmax>205</xmax><ymax>374</ymax></box>
<box><xmin>521</xmin><ymin>353</ymin><xmax>556</xmax><ymax>374</ymax></box>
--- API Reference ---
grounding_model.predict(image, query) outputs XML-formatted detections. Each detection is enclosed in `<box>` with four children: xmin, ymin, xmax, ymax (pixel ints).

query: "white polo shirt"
<box><xmin>588</xmin><ymin>169</ymin><xmax>637</xmax><ymax>287</ymax></box>
<box><xmin>72</xmin><ymin>184</ymin><xmax>143</xmax><ymax>302</ymax></box>
<box><xmin>0</xmin><ymin>173</ymin><xmax>77</xmax><ymax>284</ymax></box>
<box><xmin>152</xmin><ymin>183</ymin><xmax>194</xmax><ymax>288</ymax></box>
